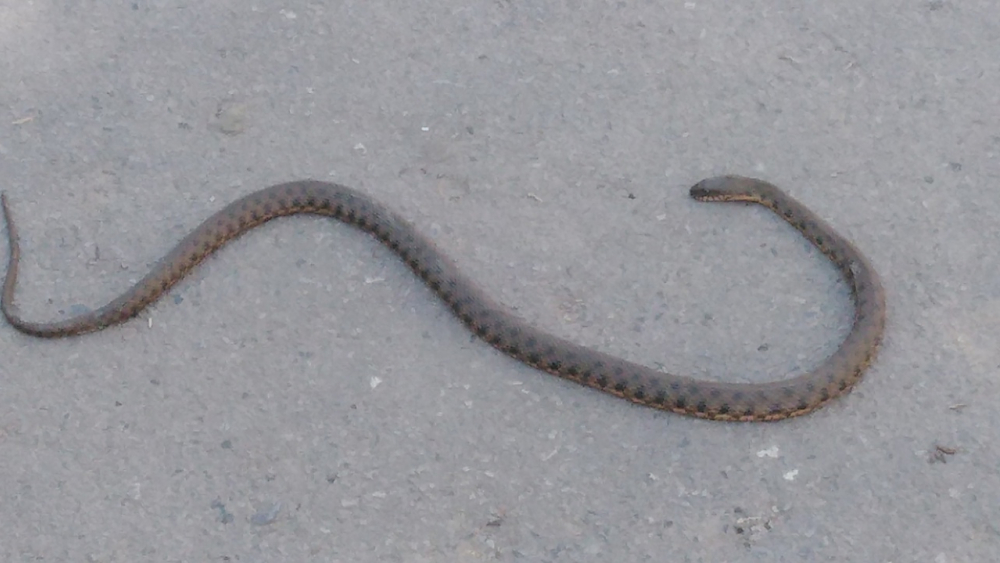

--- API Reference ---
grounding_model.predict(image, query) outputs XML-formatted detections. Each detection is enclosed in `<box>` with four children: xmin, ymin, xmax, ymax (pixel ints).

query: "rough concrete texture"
<box><xmin>1</xmin><ymin>1</ymin><xmax>997</xmax><ymax>561</ymax></box>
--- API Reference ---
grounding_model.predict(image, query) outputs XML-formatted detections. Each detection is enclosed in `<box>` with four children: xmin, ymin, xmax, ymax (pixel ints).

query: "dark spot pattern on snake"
<box><xmin>0</xmin><ymin>176</ymin><xmax>885</xmax><ymax>421</ymax></box>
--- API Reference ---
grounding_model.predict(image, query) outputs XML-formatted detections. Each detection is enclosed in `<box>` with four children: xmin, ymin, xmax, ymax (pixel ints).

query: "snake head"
<box><xmin>689</xmin><ymin>176</ymin><xmax>775</xmax><ymax>203</ymax></box>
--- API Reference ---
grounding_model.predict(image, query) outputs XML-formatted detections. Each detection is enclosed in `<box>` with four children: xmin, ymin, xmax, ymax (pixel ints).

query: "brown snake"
<box><xmin>1</xmin><ymin>175</ymin><xmax>885</xmax><ymax>421</ymax></box>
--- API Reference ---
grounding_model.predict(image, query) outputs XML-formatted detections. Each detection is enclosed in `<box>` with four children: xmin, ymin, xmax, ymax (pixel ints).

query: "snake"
<box><xmin>1</xmin><ymin>175</ymin><xmax>885</xmax><ymax>421</ymax></box>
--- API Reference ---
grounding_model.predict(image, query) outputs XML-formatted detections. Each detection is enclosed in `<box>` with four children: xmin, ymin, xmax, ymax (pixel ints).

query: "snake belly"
<box><xmin>1</xmin><ymin>175</ymin><xmax>885</xmax><ymax>421</ymax></box>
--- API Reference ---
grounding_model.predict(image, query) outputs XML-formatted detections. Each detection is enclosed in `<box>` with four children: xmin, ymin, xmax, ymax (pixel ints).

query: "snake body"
<box><xmin>1</xmin><ymin>175</ymin><xmax>885</xmax><ymax>421</ymax></box>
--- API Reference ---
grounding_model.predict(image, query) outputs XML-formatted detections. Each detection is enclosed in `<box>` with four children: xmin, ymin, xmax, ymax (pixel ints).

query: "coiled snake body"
<box><xmin>1</xmin><ymin>176</ymin><xmax>885</xmax><ymax>421</ymax></box>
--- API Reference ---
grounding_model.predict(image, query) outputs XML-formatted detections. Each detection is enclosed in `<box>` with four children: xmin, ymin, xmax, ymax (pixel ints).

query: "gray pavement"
<box><xmin>1</xmin><ymin>1</ymin><xmax>998</xmax><ymax>561</ymax></box>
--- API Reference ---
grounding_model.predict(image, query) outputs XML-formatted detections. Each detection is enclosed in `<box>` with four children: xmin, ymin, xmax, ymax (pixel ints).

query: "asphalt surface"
<box><xmin>1</xmin><ymin>1</ymin><xmax>998</xmax><ymax>561</ymax></box>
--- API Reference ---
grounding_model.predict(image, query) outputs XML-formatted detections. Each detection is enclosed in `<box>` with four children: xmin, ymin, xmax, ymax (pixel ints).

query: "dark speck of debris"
<box><xmin>485</xmin><ymin>508</ymin><xmax>507</xmax><ymax>528</ymax></box>
<box><xmin>211</xmin><ymin>499</ymin><xmax>234</xmax><ymax>524</ymax></box>
<box><xmin>221</xmin><ymin>439</ymin><xmax>233</xmax><ymax>449</ymax></box>
<box><xmin>929</xmin><ymin>444</ymin><xmax>958</xmax><ymax>463</ymax></box>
